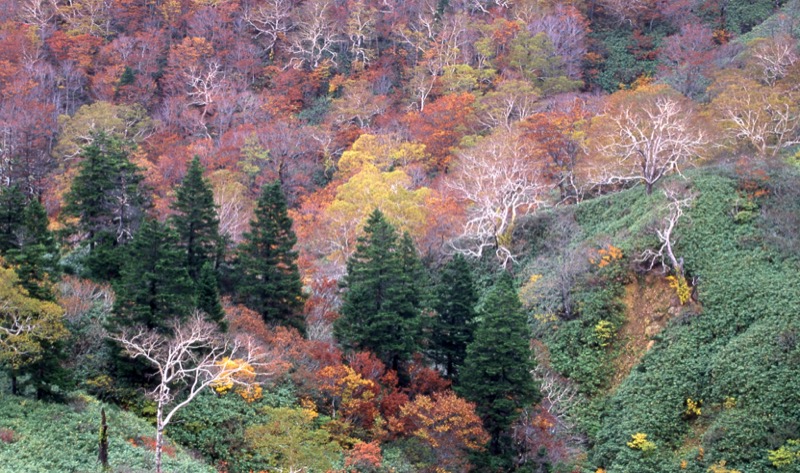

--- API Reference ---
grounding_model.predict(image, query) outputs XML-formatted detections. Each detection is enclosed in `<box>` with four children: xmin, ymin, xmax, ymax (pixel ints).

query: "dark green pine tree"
<box><xmin>113</xmin><ymin>218</ymin><xmax>196</xmax><ymax>331</ymax></box>
<box><xmin>236</xmin><ymin>181</ymin><xmax>304</xmax><ymax>332</ymax></box>
<box><xmin>0</xmin><ymin>185</ymin><xmax>25</xmax><ymax>254</ymax></box>
<box><xmin>5</xmin><ymin>198</ymin><xmax>68</xmax><ymax>397</ymax></box>
<box><xmin>171</xmin><ymin>156</ymin><xmax>222</xmax><ymax>282</ymax></box>
<box><xmin>8</xmin><ymin>199</ymin><xmax>60</xmax><ymax>300</ymax></box>
<box><xmin>64</xmin><ymin>133</ymin><xmax>147</xmax><ymax>281</ymax></box>
<box><xmin>335</xmin><ymin>210</ymin><xmax>423</xmax><ymax>374</ymax></box>
<box><xmin>457</xmin><ymin>272</ymin><xmax>540</xmax><ymax>458</ymax></box>
<box><xmin>197</xmin><ymin>261</ymin><xmax>225</xmax><ymax>328</ymax></box>
<box><xmin>431</xmin><ymin>254</ymin><xmax>478</xmax><ymax>381</ymax></box>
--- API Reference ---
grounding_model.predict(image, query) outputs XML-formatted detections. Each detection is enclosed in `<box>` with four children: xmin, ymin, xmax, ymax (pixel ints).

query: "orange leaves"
<box><xmin>389</xmin><ymin>391</ymin><xmax>489</xmax><ymax>472</ymax></box>
<box><xmin>343</xmin><ymin>441</ymin><xmax>383</xmax><ymax>471</ymax></box>
<box><xmin>404</xmin><ymin>93</ymin><xmax>477</xmax><ymax>172</ymax></box>
<box><xmin>318</xmin><ymin>364</ymin><xmax>380</xmax><ymax>430</ymax></box>
<box><xmin>590</xmin><ymin>245</ymin><xmax>623</xmax><ymax>268</ymax></box>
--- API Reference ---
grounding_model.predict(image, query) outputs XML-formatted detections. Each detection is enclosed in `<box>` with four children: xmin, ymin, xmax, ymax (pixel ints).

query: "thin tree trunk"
<box><xmin>99</xmin><ymin>408</ymin><xmax>109</xmax><ymax>471</ymax></box>
<box><xmin>155</xmin><ymin>405</ymin><xmax>164</xmax><ymax>473</ymax></box>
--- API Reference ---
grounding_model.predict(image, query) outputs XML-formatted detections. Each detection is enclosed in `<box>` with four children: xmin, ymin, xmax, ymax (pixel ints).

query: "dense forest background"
<box><xmin>1</xmin><ymin>0</ymin><xmax>800</xmax><ymax>471</ymax></box>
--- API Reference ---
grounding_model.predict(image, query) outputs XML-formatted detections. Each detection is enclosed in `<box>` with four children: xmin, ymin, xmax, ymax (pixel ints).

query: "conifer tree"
<box><xmin>113</xmin><ymin>219</ymin><xmax>195</xmax><ymax>331</ymax></box>
<box><xmin>431</xmin><ymin>254</ymin><xmax>478</xmax><ymax>381</ymax></box>
<box><xmin>457</xmin><ymin>272</ymin><xmax>539</xmax><ymax>456</ymax></box>
<box><xmin>0</xmin><ymin>185</ymin><xmax>25</xmax><ymax>254</ymax></box>
<box><xmin>197</xmin><ymin>261</ymin><xmax>225</xmax><ymax>328</ymax></box>
<box><xmin>64</xmin><ymin>133</ymin><xmax>147</xmax><ymax>281</ymax></box>
<box><xmin>171</xmin><ymin>156</ymin><xmax>222</xmax><ymax>282</ymax></box>
<box><xmin>236</xmin><ymin>181</ymin><xmax>304</xmax><ymax>331</ymax></box>
<box><xmin>335</xmin><ymin>210</ymin><xmax>423</xmax><ymax>373</ymax></box>
<box><xmin>9</xmin><ymin>200</ymin><xmax>60</xmax><ymax>300</ymax></box>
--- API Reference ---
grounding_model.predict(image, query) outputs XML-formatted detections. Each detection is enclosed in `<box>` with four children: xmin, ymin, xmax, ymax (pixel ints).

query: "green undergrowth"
<box><xmin>0</xmin><ymin>391</ymin><xmax>212</xmax><ymax>473</ymax></box>
<box><xmin>516</xmin><ymin>168</ymin><xmax>800</xmax><ymax>472</ymax></box>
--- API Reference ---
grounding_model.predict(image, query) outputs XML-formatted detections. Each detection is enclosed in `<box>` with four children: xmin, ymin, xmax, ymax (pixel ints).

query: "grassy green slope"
<box><xmin>518</xmin><ymin>169</ymin><xmax>800</xmax><ymax>472</ymax></box>
<box><xmin>0</xmin><ymin>393</ymin><xmax>213</xmax><ymax>473</ymax></box>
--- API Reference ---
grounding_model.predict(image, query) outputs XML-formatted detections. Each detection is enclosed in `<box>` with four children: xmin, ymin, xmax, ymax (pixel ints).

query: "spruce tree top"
<box><xmin>171</xmin><ymin>156</ymin><xmax>221</xmax><ymax>280</ymax></box>
<box><xmin>336</xmin><ymin>209</ymin><xmax>423</xmax><ymax>373</ymax></box>
<box><xmin>236</xmin><ymin>181</ymin><xmax>304</xmax><ymax>331</ymax></box>
<box><xmin>457</xmin><ymin>272</ymin><xmax>539</xmax><ymax>450</ymax></box>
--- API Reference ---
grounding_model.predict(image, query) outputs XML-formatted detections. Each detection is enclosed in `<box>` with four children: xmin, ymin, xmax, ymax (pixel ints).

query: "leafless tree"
<box><xmin>750</xmin><ymin>35</ymin><xmax>798</xmax><ymax>86</ymax></box>
<box><xmin>186</xmin><ymin>62</ymin><xmax>223</xmax><ymax>138</ymax></box>
<box><xmin>111</xmin><ymin>312</ymin><xmax>270</xmax><ymax>473</ymax></box>
<box><xmin>637</xmin><ymin>186</ymin><xmax>695</xmax><ymax>277</ymax></box>
<box><xmin>244</xmin><ymin>0</ymin><xmax>296</xmax><ymax>54</ymax></box>
<box><xmin>288</xmin><ymin>0</ymin><xmax>342</xmax><ymax>69</ymax></box>
<box><xmin>447</xmin><ymin>129</ymin><xmax>548</xmax><ymax>267</ymax></box>
<box><xmin>594</xmin><ymin>94</ymin><xmax>706</xmax><ymax>195</ymax></box>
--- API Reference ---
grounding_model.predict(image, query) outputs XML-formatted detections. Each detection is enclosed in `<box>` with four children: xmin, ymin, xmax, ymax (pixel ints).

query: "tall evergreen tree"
<box><xmin>113</xmin><ymin>219</ymin><xmax>195</xmax><ymax>331</ymax></box>
<box><xmin>197</xmin><ymin>261</ymin><xmax>225</xmax><ymax>328</ymax></box>
<box><xmin>8</xmin><ymin>200</ymin><xmax>60</xmax><ymax>300</ymax></box>
<box><xmin>431</xmin><ymin>254</ymin><xmax>478</xmax><ymax>381</ymax></box>
<box><xmin>236</xmin><ymin>181</ymin><xmax>304</xmax><ymax>332</ymax></box>
<box><xmin>171</xmin><ymin>156</ymin><xmax>222</xmax><ymax>281</ymax></box>
<box><xmin>64</xmin><ymin>133</ymin><xmax>147</xmax><ymax>281</ymax></box>
<box><xmin>0</xmin><ymin>185</ymin><xmax>25</xmax><ymax>254</ymax></box>
<box><xmin>335</xmin><ymin>210</ymin><xmax>423</xmax><ymax>374</ymax></box>
<box><xmin>457</xmin><ymin>272</ymin><xmax>539</xmax><ymax>457</ymax></box>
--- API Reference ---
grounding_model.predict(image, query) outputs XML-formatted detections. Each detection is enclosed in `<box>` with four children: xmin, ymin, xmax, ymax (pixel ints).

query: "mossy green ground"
<box><xmin>0</xmin><ymin>392</ymin><xmax>212</xmax><ymax>473</ymax></box>
<box><xmin>519</xmin><ymin>169</ymin><xmax>800</xmax><ymax>472</ymax></box>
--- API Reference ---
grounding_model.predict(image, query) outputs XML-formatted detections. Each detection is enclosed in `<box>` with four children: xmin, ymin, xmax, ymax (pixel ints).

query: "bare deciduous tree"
<box><xmin>244</xmin><ymin>0</ymin><xmax>296</xmax><ymax>53</ymax></box>
<box><xmin>288</xmin><ymin>0</ymin><xmax>342</xmax><ymax>69</ymax></box>
<box><xmin>637</xmin><ymin>185</ymin><xmax>695</xmax><ymax>277</ymax></box>
<box><xmin>447</xmin><ymin>129</ymin><xmax>548</xmax><ymax>267</ymax></box>
<box><xmin>750</xmin><ymin>35</ymin><xmax>798</xmax><ymax>86</ymax></box>
<box><xmin>593</xmin><ymin>89</ymin><xmax>706</xmax><ymax>195</ymax></box>
<box><xmin>111</xmin><ymin>312</ymin><xmax>269</xmax><ymax>473</ymax></box>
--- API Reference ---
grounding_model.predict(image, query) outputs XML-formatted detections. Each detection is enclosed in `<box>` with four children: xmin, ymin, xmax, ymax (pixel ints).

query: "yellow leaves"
<box><xmin>684</xmin><ymin>398</ymin><xmax>702</xmax><ymax>418</ymax></box>
<box><xmin>324</xmin><ymin>162</ymin><xmax>432</xmax><ymax>261</ymax></box>
<box><xmin>591</xmin><ymin>245</ymin><xmax>623</xmax><ymax>268</ymax></box>
<box><xmin>336</xmin><ymin>134</ymin><xmax>429</xmax><ymax>177</ymax></box>
<box><xmin>768</xmin><ymin>439</ymin><xmax>800</xmax><ymax>468</ymax></box>
<box><xmin>627</xmin><ymin>432</ymin><xmax>656</xmax><ymax>452</ymax></box>
<box><xmin>593</xmin><ymin>320</ymin><xmax>615</xmax><ymax>347</ymax></box>
<box><xmin>723</xmin><ymin>396</ymin><xmax>737</xmax><ymax>410</ymax></box>
<box><xmin>667</xmin><ymin>274</ymin><xmax>691</xmax><ymax>305</ymax></box>
<box><xmin>211</xmin><ymin>357</ymin><xmax>262</xmax><ymax>403</ymax></box>
<box><xmin>707</xmin><ymin>460</ymin><xmax>742</xmax><ymax>473</ymax></box>
<box><xmin>0</xmin><ymin>264</ymin><xmax>67</xmax><ymax>369</ymax></box>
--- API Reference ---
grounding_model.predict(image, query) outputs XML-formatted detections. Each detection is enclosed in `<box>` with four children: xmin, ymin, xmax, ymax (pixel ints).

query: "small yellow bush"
<box><xmin>723</xmin><ymin>397</ymin><xmax>737</xmax><ymax>409</ymax></box>
<box><xmin>707</xmin><ymin>460</ymin><xmax>741</xmax><ymax>473</ymax></box>
<box><xmin>685</xmin><ymin>398</ymin><xmax>702</xmax><ymax>418</ymax></box>
<box><xmin>627</xmin><ymin>432</ymin><xmax>656</xmax><ymax>452</ymax></box>
<box><xmin>594</xmin><ymin>320</ymin><xmax>615</xmax><ymax>347</ymax></box>
<box><xmin>667</xmin><ymin>274</ymin><xmax>691</xmax><ymax>305</ymax></box>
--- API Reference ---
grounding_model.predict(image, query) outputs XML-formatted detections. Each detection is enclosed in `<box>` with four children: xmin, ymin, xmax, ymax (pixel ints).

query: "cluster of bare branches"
<box><xmin>447</xmin><ymin>130</ymin><xmax>548</xmax><ymax>267</ymax></box>
<box><xmin>596</xmin><ymin>95</ymin><xmax>706</xmax><ymax>195</ymax></box>
<box><xmin>111</xmin><ymin>312</ymin><xmax>272</xmax><ymax>473</ymax></box>
<box><xmin>637</xmin><ymin>186</ymin><xmax>695</xmax><ymax>276</ymax></box>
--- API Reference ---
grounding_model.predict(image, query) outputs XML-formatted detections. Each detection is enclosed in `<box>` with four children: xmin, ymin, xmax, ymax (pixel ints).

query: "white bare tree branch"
<box><xmin>447</xmin><ymin>129</ymin><xmax>548</xmax><ymax>267</ymax></box>
<box><xmin>637</xmin><ymin>186</ymin><xmax>694</xmax><ymax>276</ymax></box>
<box><xmin>595</xmin><ymin>95</ymin><xmax>706</xmax><ymax>195</ymax></box>
<box><xmin>111</xmin><ymin>312</ymin><xmax>271</xmax><ymax>473</ymax></box>
<box><xmin>244</xmin><ymin>0</ymin><xmax>296</xmax><ymax>53</ymax></box>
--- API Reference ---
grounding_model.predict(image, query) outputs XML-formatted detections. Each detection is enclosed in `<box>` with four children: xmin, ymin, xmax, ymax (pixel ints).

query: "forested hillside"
<box><xmin>1</xmin><ymin>0</ymin><xmax>800</xmax><ymax>471</ymax></box>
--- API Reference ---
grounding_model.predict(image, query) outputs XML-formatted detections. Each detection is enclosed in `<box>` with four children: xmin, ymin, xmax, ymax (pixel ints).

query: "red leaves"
<box><xmin>389</xmin><ymin>391</ymin><xmax>489</xmax><ymax>472</ymax></box>
<box><xmin>404</xmin><ymin>93</ymin><xmax>477</xmax><ymax>172</ymax></box>
<box><xmin>343</xmin><ymin>441</ymin><xmax>383</xmax><ymax>471</ymax></box>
